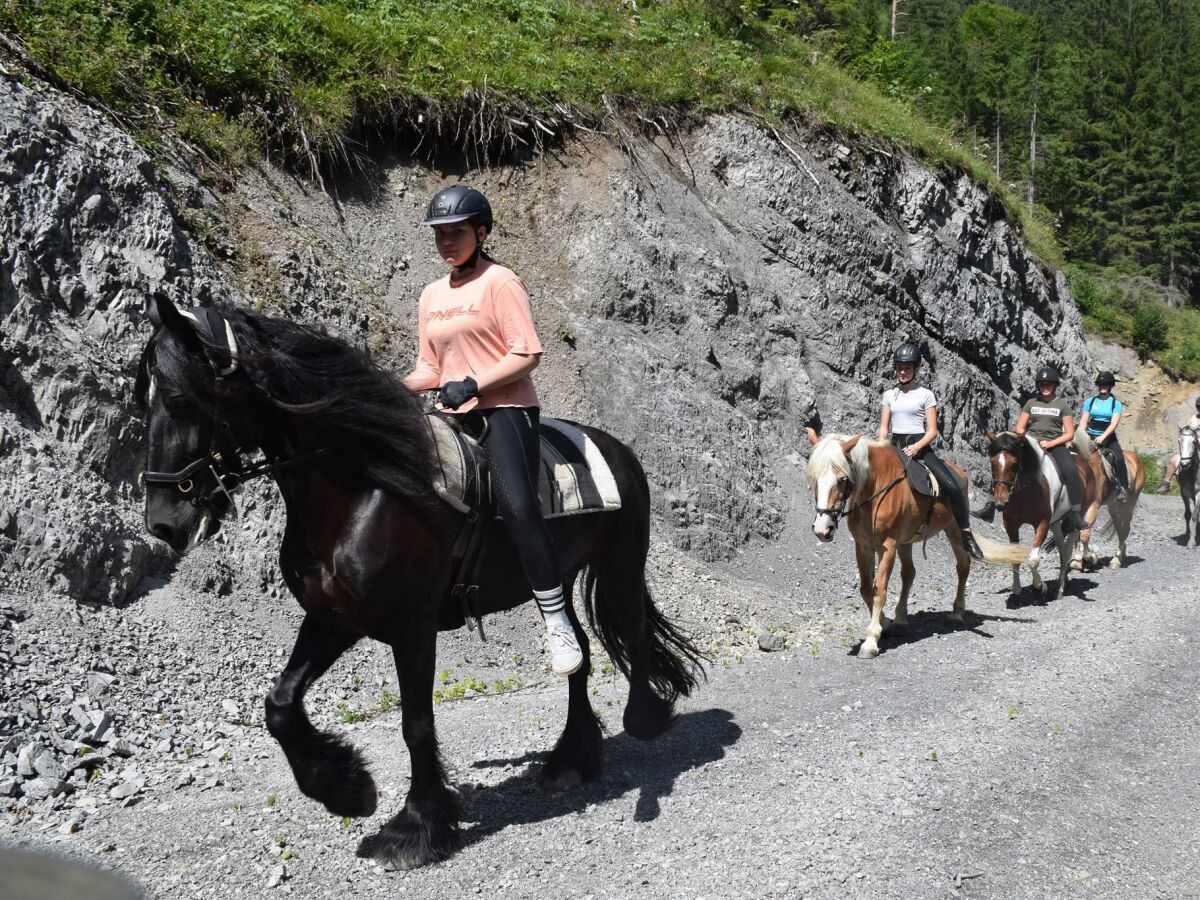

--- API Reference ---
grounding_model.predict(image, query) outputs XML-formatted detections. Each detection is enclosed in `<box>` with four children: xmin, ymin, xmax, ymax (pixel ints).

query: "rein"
<box><xmin>818</xmin><ymin>472</ymin><xmax>906</xmax><ymax>524</ymax></box>
<box><xmin>142</xmin><ymin>441</ymin><xmax>331</xmax><ymax>515</ymax></box>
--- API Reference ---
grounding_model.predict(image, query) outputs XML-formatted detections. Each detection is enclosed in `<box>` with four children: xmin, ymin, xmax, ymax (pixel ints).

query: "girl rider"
<box><xmin>877</xmin><ymin>344</ymin><xmax>985</xmax><ymax>561</ymax></box>
<box><xmin>403</xmin><ymin>185</ymin><xmax>582</xmax><ymax>676</ymax></box>
<box><xmin>1078</xmin><ymin>371</ymin><xmax>1129</xmax><ymax>501</ymax></box>
<box><xmin>975</xmin><ymin>366</ymin><xmax>1089</xmax><ymax>532</ymax></box>
<box><xmin>1157</xmin><ymin>395</ymin><xmax>1200</xmax><ymax>493</ymax></box>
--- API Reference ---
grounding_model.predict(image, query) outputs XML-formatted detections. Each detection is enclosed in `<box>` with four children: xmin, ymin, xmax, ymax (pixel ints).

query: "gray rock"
<box><xmin>23</xmin><ymin>776</ymin><xmax>71</xmax><ymax>800</ymax></box>
<box><xmin>266</xmin><ymin>863</ymin><xmax>286</xmax><ymax>888</ymax></box>
<box><xmin>31</xmin><ymin>747</ymin><xmax>65</xmax><ymax>781</ymax></box>
<box><xmin>16</xmin><ymin>742</ymin><xmax>41</xmax><ymax>778</ymax></box>
<box><xmin>87</xmin><ymin>672</ymin><xmax>117</xmax><ymax>697</ymax></box>
<box><xmin>757</xmin><ymin>630</ymin><xmax>786</xmax><ymax>652</ymax></box>
<box><xmin>0</xmin><ymin>776</ymin><xmax>20</xmax><ymax>797</ymax></box>
<box><xmin>108</xmin><ymin>782</ymin><xmax>140</xmax><ymax>801</ymax></box>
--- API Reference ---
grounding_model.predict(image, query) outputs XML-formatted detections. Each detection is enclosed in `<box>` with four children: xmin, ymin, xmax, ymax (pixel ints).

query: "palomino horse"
<box><xmin>1073</xmin><ymin>432</ymin><xmax>1146</xmax><ymax>570</ymax></box>
<box><xmin>806</xmin><ymin>430</ymin><xmax>1028</xmax><ymax>658</ymax></box>
<box><xmin>982</xmin><ymin>431</ymin><xmax>1097</xmax><ymax>600</ymax></box>
<box><xmin>1178</xmin><ymin>424</ymin><xmax>1199</xmax><ymax>548</ymax></box>
<box><xmin>137</xmin><ymin>297</ymin><xmax>702</xmax><ymax>868</ymax></box>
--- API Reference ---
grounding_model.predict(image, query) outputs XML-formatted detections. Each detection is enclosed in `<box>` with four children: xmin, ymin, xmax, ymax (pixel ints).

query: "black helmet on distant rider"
<box><xmin>893</xmin><ymin>343</ymin><xmax>922</xmax><ymax>366</ymax></box>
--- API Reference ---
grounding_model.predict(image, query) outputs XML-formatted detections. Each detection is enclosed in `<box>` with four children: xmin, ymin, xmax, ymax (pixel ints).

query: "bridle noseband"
<box><xmin>815</xmin><ymin>473</ymin><xmax>852</xmax><ymax>524</ymax></box>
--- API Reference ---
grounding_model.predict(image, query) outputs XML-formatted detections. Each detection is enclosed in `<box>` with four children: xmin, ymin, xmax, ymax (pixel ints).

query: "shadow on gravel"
<box><xmin>460</xmin><ymin>708</ymin><xmax>741</xmax><ymax>841</ymax></box>
<box><xmin>852</xmin><ymin>609</ymin><xmax>1037</xmax><ymax>657</ymax></box>
<box><xmin>1062</xmin><ymin>576</ymin><xmax>1099</xmax><ymax>600</ymax></box>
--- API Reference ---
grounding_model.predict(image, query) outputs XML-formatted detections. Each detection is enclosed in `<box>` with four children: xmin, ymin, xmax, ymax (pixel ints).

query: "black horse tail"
<box><xmin>583</xmin><ymin>565</ymin><xmax>704</xmax><ymax>702</ymax></box>
<box><xmin>580</xmin><ymin>436</ymin><xmax>704</xmax><ymax>710</ymax></box>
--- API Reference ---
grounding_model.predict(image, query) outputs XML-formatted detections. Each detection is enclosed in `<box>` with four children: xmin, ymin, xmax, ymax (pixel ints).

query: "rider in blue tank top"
<box><xmin>1078</xmin><ymin>372</ymin><xmax>1129</xmax><ymax>500</ymax></box>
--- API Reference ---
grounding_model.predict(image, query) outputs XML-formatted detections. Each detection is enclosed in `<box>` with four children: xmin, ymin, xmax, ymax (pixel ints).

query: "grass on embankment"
<box><xmin>1</xmin><ymin>0</ymin><xmax>1056</xmax><ymax>260</ymax></box>
<box><xmin>1068</xmin><ymin>267</ymin><xmax>1200</xmax><ymax>381</ymax></box>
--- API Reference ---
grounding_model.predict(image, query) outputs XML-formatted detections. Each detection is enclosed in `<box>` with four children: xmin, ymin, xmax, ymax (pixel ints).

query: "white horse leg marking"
<box><xmin>1028</xmin><ymin>545</ymin><xmax>1042</xmax><ymax>592</ymax></box>
<box><xmin>1011</xmin><ymin>563</ymin><xmax>1022</xmax><ymax>596</ymax></box>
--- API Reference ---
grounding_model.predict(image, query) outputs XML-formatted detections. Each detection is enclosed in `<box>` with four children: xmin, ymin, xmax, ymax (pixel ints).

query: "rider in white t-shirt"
<box><xmin>877</xmin><ymin>344</ymin><xmax>985</xmax><ymax>561</ymax></box>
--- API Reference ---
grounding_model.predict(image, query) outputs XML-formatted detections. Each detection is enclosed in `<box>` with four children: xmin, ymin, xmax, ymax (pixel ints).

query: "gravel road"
<box><xmin>3</xmin><ymin>494</ymin><xmax>1198</xmax><ymax>899</ymax></box>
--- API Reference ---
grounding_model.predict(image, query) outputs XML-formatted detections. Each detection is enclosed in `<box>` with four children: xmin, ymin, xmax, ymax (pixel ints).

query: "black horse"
<box><xmin>136</xmin><ymin>295</ymin><xmax>702</xmax><ymax>868</ymax></box>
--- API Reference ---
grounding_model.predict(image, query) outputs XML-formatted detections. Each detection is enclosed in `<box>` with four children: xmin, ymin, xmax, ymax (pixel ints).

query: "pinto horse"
<box><xmin>982</xmin><ymin>431</ymin><xmax>1097</xmax><ymax>600</ymax></box>
<box><xmin>1073</xmin><ymin>432</ymin><xmax>1146</xmax><ymax>570</ymax></box>
<box><xmin>806</xmin><ymin>430</ymin><xmax>1027</xmax><ymax>658</ymax></box>
<box><xmin>136</xmin><ymin>296</ymin><xmax>702</xmax><ymax>868</ymax></box>
<box><xmin>1178</xmin><ymin>424</ymin><xmax>1199</xmax><ymax>549</ymax></box>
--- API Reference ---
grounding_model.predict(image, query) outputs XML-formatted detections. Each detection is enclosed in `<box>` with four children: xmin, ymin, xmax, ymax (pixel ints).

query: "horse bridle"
<box><xmin>140</xmin><ymin>307</ymin><xmax>328</xmax><ymax>515</ymax></box>
<box><xmin>1180</xmin><ymin>425</ymin><xmax>1199</xmax><ymax>470</ymax></box>
<box><xmin>141</xmin><ymin>430</ymin><xmax>328</xmax><ymax>516</ymax></box>
<box><xmin>816</xmin><ymin>471</ymin><xmax>905</xmax><ymax>525</ymax></box>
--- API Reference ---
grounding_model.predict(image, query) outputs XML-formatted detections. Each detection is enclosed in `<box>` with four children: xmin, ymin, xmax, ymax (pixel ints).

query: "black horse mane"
<box><xmin>141</xmin><ymin>306</ymin><xmax>436</xmax><ymax>501</ymax></box>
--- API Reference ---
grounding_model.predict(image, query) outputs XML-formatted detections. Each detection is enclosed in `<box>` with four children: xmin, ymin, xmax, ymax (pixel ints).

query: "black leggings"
<box><xmin>1047</xmin><ymin>444</ymin><xmax>1085</xmax><ymax>508</ymax></box>
<box><xmin>891</xmin><ymin>435</ymin><xmax>970</xmax><ymax>530</ymax></box>
<box><xmin>461</xmin><ymin>406</ymin><xmax>559</xmax><ymax>593</ymax></box>
<box><xmin>1096</xmin><ymin>433</ymin><xmax>1129</xmax><ymax>488</ymax></box>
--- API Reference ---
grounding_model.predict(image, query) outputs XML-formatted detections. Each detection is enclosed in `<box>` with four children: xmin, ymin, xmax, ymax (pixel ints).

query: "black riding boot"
<box><xmin>971</xmin><ymin>500</ymin><xmax>996</xmax><ymax>523</ymax></box>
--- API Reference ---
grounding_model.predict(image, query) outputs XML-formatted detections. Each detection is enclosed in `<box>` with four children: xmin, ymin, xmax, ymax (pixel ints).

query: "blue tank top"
<box><xmin>1083</xmin><ymin>395</ymin><xmax>1123</xmax><ymax>437</ymax></box>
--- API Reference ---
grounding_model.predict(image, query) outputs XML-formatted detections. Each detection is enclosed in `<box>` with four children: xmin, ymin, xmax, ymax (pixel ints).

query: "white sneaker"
<box><xmin>545</xmin><ymin>621</ymin><xmax>583</xmax><ymax>676</ymax></box>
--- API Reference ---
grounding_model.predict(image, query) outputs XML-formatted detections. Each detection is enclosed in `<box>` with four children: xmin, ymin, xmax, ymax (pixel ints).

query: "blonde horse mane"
<box><xmin>806</xmin><ymin>433</ymin><xmax>880</xmax><ymax>487</ymax></box>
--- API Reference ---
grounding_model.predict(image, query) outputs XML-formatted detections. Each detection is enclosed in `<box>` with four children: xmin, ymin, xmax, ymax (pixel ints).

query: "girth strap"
<box><xmin>446</xmin><ymin>426</ymin><xmax>491</xmax><ymax>640</ymax></box>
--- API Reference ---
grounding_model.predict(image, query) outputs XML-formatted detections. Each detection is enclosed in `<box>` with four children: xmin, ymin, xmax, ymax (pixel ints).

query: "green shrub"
<box><xmin>1132</xmin><ymin>303</ymin><xmax>1170</xmax><ymax>358</ymax></box>
<box><xmin>1138</xmin><ymin>453</ymin><xmax>1168</xmax><ymax>494</ymax></box>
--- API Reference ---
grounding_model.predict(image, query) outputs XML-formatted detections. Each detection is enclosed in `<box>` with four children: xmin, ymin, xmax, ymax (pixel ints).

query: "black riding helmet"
<box><xmin>422</xmin><ymin>185</ymin><xmax>493</xmax><ymax>228</ymax></box>
<box><xmin>893</xmin><ymin>343</ymin><xmax>922</xmax><ymax>365</ymax></box>
<box><xmin>1035</xmin><ymin>365</ymin><xmax>1062</xmax><ymax>384</ymax></box>
<box><xmin>1094</xmin><ymin>371</ymin><xmax>1116</xmax><ymax>387</ymax></box>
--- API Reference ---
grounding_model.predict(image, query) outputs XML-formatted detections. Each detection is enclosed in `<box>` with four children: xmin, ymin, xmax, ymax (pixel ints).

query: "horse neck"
<box><xmin>854</xmin><ymin>441</ymin><xmax>895</xmax><ymax>496</ymax></box>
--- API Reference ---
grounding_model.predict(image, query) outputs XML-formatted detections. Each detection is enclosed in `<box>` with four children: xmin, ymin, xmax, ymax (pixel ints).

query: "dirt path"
<box><xmin>3</xmin><ymin>497</ymin><xmax>1199</xmax><ymax>899</ymax></box>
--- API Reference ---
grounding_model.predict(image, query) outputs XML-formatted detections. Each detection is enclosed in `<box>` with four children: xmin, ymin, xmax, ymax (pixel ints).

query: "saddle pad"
<box><xmin>426</xmin><ymin>415</ymin><xmax>621</xmax><ymax>518</ymax></box>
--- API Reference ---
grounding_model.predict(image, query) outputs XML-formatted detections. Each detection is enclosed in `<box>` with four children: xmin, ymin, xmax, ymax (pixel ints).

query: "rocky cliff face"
<box><xmin>0</xmin><ymin>75</ymin><xmax>234</xmax><ymax>603</ymax></box>
<box><xmin>0</xmin><ymin>70</ymin><xmax>1091</xmax><ymax>604</ymax></box>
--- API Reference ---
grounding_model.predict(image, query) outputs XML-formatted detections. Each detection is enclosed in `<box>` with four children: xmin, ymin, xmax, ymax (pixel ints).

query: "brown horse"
<box><xmin>982</xmin><ymin>431</ymin><xmax>1098</xmax><ymax>600</ymax></box>
<box><xmin>806</xmin><ymin>430</ymin><xmax>1028</xmax><ymax>658</ymax></box>
<box><xmin>1073</xmin><ymin>432</ymin><xmax>1146</xmax><ymax>570</ymax></box>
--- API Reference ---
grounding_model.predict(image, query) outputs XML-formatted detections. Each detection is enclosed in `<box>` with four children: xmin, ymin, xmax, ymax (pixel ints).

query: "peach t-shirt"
<box><xmin>407</xmin><ymin>261</ymin><xmax>542</xmax><ymax>412</ymax></box>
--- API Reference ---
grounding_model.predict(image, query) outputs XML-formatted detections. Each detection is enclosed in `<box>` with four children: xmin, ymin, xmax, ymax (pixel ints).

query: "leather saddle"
<box><xmin>890</xmin><ymin>444</ymin><xmax>965</xmax><ymax>498</ymax></box>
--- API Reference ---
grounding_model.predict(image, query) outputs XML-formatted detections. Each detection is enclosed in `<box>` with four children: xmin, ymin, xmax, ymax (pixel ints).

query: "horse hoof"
<box><xmin>857</xmin><ymin>643</ymin><xmax>879</xmax><ymax>659</ymax></box>
<box><xmin>1069</xmin><ymin>560</ymin><xmax>1082</xmax><ymax>572</ymax></box>
<box><xmin>540</xmin><ymin>767</ymin><xmax>583</xmax><ymax>792</ymax></box>
<box><xmin>623</xmin><ymin>692</ymin><xmax>675</xmax><ymax>742</ymax></box>
<box><xmin>357</xmin><ymin>800</ymin><xmax>461</xmax><ymax>870</ymax></box>
<box><xmin>889</xmin><ymin>618</ymin><xmax>909</xmax><ymax>632</ymax></box>
<box><xmin>1108</xmin><ymin>557</ymin><xmax>1122</xmax><ymax>570</ymax></box>
<box><xmin>948</xmin><ymin>610</ymin><xmax>965</xmax><ymax>624</ymax></box>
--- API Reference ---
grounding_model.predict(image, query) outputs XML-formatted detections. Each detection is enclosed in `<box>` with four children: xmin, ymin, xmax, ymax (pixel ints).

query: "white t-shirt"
<box><xmin>883</xmin><ymin>386</ymin><xmax>937</xmax><ymax>435</ymax></box>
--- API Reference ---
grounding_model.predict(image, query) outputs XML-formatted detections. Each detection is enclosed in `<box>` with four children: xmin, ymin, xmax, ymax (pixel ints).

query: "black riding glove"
<box><xmin>439</xmin><ymin>376</ymin><xmax>479</xmax><ymax>410</ymax></box>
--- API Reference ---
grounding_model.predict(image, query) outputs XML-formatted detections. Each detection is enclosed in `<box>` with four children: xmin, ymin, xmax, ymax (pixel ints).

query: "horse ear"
<box><xmin>149</xmin><ymin>292</ymin><xmax>180</xmax><ymax>328</ymax></box>
<box><xmin>841</xmin><ymin>435</ymin><xmax>862</xmax><ymax>454</ymax></box>
<box><xmin>149</xmin><ymin>292</ymin><xmax>204</xmax><ymax>351</ymax></box>
<box><xmin>806</xmin><ymin>426</ymin><xmax>821</xmax><ymax>446</ymax></box>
